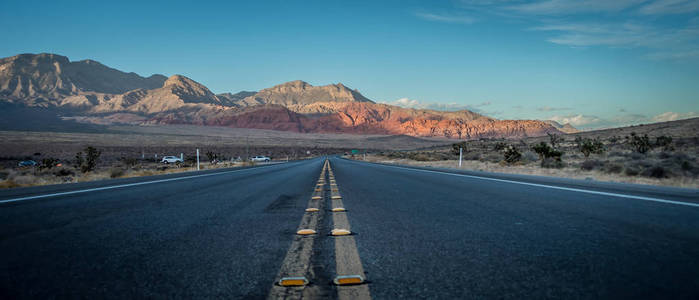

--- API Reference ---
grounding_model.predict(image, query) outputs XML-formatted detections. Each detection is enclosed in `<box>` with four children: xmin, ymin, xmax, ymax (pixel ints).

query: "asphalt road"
<box><xmin>1</xmin><ymin>157</ymin><xmax>698</xmax><ymax>299</ymax></box>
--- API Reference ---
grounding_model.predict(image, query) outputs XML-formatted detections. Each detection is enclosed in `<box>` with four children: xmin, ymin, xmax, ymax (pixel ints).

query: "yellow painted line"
<box><xmin>279</xmin><ymin>277</ymin><xmax>309</xmax><ymax>286</ymax></box>
<box><xmin>333</xmin><ymin>275</ymin><xmax>364</xmax><ymax>286</ymax></box>
<box><xmin>331</xmin><ymin>229</ymin><xmax>352</xmax><ymax>236</ymax></box>
<box><xmin>297</xmin><ymin>229</ymin><xmax>317</xmax><ymax>235</ymax></box>
<box><xmin>326</xmin><ymin>161</ymin><xmax>372</xmax><ymax>299</ymax></box>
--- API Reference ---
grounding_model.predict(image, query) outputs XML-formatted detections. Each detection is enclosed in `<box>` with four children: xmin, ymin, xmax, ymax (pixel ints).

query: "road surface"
<box><xmin>1</xmin><ymin>157</ymin><xmax>698</xmax><ymax>299</ymax></box>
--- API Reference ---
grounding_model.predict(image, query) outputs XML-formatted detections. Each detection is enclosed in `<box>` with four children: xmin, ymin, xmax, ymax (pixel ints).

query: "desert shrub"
<box><xmin>642</xmin><ymin>165</ymin><xmax>670</xmax><ymax>179</ymax></box>
<box><xmin>624</xmin><ymin>166</ymin><xmax>640</xmax><ymax>176</ymax></box>
<box><xmin>40</xmin><ymin>158</ymin><xmax>60</xmax><ymax>170</ymax></box>
<box><xmin>53</xmin><ymin>168</ymin><xmax>75</xmax><ymax>177</ymax></box>
<box><xmin>521</xmin><ymin>151</ymin><xmax>538</xmax><ymax>163</ymax></box>
<box><xmin>409</xmin><ymin>152</ymin><xmax>443</xmax><ymax>161</ymax></box>
<box><xmin>655</xmin><ymin>135</ymin><xmax>674</xmax><ymax>151</ymax></box>
<box><xmin>463</xmin><ymin>152</ymin><xmax>480</xmax><ymax>161</ymax></box>
<box><xmin>627</xmin><ymin>132</ymin><xmax>651</xmax><ymax>154</ymax></box>
<box><xmin>532</xmin><ymin>142</ymin><xmax>563</xmax><ymax>168</ymax></box>
<box><xmin>75</xmin><ymin>146</ymin><xmax>101</xmax><ymax>173</ymax></box>
<box><xmin>0</xmin><ymin>180</ymin><xmax>21</xmax><ymax>189</ymax></box>
<box><xmin>0</xmin><ymin>171</ymin><xmax>8</xmax><ymax>180</ymax></box>
<box><xmin>109</xmin><ymin>168</ymin><xmax>126</xmax><ymax>178</ymax></box>
<box><xmin>120</xmin><ymin>157</ymin><xmax>140</xmax><ymax>167</ymax></box>
<box><xmin>608</xmin><ymin>150</ymin><xmax>624</xmax><ymax>157</ymax></box>
<box><xmin>609</xmin><ymin>136</ymin><xmax>621</xmax><ymax>143</ymax></box>
<box><xmin>604</xmin><ymin>162</ymin><xmax>624</xmax><ymax>174</ymax></box>
<box><xmin>580</xmin><ymin>160</ymin><xmax>601</xmax><ymax>171</ymax></box>
<box><xmin>451</xmin><ymin>142</ymin><xmax>468</xmax><ymax>155</ymax></box>
<box><xmin>681</xmin><ymin>161</ymin><xmax>694</xmax><ymax>171</ymax></box>
<box><xmin>577</xmin><ymin>137</ymin><xmax>605</xmax><ymax>158</ymax></box>
<box><xmin>629</xmin><ymin>152</ymin><xmax>645</xmax><ymax>160</ymax></box>
<box><xmin>205</xmin><ymin>151</ymin><xmax>222</xmax><ymax>163</ymax></box>
<box><xmin>503</xmin><ymin>145</ymin><xmax>521</xmax><ymax>164</ymax></box>
<box><xmin>493</xmin><ymin>142</ymin><xmax>507</xmax><ymax>151</ymax></box>
<box><xmin>481</xmin><ymin>152</ymin><xmax>502</xmax><ymax>163</ymax></box>
<box><xmin>548</xmin><ymin>133</ymin><xmax>564</xmax><ymax>149</ymax></box>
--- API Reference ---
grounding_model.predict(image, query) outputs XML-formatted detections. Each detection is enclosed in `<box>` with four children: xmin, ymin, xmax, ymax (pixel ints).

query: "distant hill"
<box><xmin>0</xmin><ymin>53</ymin><xmax>166</xmax><ymax>106</ymax></box>
<box><xmin>0</xmin><ymin>53</ymin><xmax>563</xmax><ymax>139</ymax></box>
<box><xmin>544</xmin><ymin>120</ymin><xmax>579</xmax><ymax>134</ymax></box>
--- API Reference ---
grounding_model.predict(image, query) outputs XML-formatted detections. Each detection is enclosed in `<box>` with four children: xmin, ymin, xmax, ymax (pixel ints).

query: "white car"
<box><xmin>250</xmin><ymin>156</ymin><xmax>271</xmax><ymax>162</ymax></box>
<box><xmin>161</xmin><ymin>156</ymin><xmax>183</xmax><ymax>164</ymax></box>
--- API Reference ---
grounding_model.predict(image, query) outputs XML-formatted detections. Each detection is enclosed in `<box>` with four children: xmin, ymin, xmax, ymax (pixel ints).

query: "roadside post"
<box><xmin>196</xmin><ymin>149</ymin><xmax>200</xmax><ymax>171</ymax></box>
<box><xmin>459</xmin><ymin>147</ymin><xmax>463</xmax><ymax>168</ymax></box>
<box><xmin>180</xmin><ymin>153</ymin><xmax>183</xmax><ymax>160</ymax></box>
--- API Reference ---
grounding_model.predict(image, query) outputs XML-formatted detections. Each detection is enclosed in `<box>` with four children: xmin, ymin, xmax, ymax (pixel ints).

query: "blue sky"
<box><xmin>1</xmin><ymin>0</ymin><xmax>698</xmax><ymax>129</ymax></box>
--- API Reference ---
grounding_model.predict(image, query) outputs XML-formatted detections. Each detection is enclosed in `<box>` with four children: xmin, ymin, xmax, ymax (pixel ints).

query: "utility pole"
<box><xmin>196</xmin><ymin>149</ymin><xmax>200</xmax><ymax>171</ymax></box>
<box><xmin>459</xmin><ymin>147</ymin><xmax>463</xmax><ymax>168</ymax></box>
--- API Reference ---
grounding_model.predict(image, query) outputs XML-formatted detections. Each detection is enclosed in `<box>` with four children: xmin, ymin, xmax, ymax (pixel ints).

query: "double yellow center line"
<box><xmin>268</xmin><ymin>159</ymin><xmax>370</xmax><ymax>299</ymax></box>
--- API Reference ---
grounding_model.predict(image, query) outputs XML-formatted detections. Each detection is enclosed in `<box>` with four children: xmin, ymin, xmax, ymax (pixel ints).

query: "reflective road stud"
<box><xmin>312</xmin><ymin>196</ymin><xmax>322</xmax><ymax>200</ymax></box>
<box><xmin>331</xmin><ymin>207</ymin><xmax>346</xmax><ymax>212</ymax></box>
<box><xmin>331</xmin><ymin>195</ymin><xmax>342</xmax><ymax>200</ymax></box>
<box><xmin>333</xmin><ymin>275</ymin><xmax>364</xmax><ymax>285</ymax></box>
<box><xmin>331</xmin><ymin>229</ymin><xmax>352</xmax><ymax>236</ymax></box>
<box><xmin>305</xmin><ymin>208</ymin><xmax>319</xmax><ymax>212</ymax></box>
<box><xmin>297</xmin><ymin>229</ymin><xmax>317</xmax><ymax>235</ymax></box>
<box><xmin>279</xmin><ymin>276</ymin><xmax>309</xmax><ymax>286</ymax></box>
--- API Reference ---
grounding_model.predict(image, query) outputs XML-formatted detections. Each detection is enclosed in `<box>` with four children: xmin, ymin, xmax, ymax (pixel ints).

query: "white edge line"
<box><xmin>347</xmin><ymin>159</ymin><xmax>699</xmax><ymax>208</ymax></box>
<box><xmin>0</xmin><ymin>163</ymin><xmax>288</xmax><ymax>204</ymax></box>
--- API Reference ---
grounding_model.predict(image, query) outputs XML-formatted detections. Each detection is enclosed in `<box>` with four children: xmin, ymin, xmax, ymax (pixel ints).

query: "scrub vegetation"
<box><xmin>354</xmin><ymin>118</ymin><xmax>699</xmax><ymax>188</ymax></box>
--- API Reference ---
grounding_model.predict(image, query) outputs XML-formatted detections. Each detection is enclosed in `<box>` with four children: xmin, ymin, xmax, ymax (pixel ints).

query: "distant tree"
<box><xmin>503</xmin><ymin>145</ymin><xmax>521</xmax><ymax>164</ymax></box>
<box><xmin>655</xmin><ymin>135</ymin><xmax>674</xmax><ymax>151</ymax></box>
<box><xmin>577</xmin><ymin>137</ymin><xmax>605</xmax><ymax>158</ymax></box>
<box><xmin>75</xmin><ymin>146</ymin><xmax>101</xmax><ymax>173</ymax></box>
<box><xmin>451</xmin><ymin>142</ymin><xmax>468</xmax><ymax>156</ymax></box>
<box><xmin>547</xmin><ymin>133</ymin><xmax>564</xmax><ymax>149</ymax></box>
<box><xmin>627</xmin><ymin>132</ymin><xmax>651</xmax><ymax>154</ymax></box>
<box><xmin>493</xmin><ymin>142</ymin><xmax>507</xmax><ymax>151</ymax></box>
<box><xmin>40</xmin><ymin>158</ymin><xmax>59</xmax><ymax>170</ymax></box>
<box><xmin>532</xmin><ymin>142</ymin><xmax>562</xmax><ymax>167</ymax></box>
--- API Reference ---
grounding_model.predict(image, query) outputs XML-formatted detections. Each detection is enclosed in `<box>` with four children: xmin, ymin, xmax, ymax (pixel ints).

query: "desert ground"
<box><xmin>0</xmin><ymin>125</ymin><xmax>454</xmax><ymax>188</ymax></box>
<box><xmin>352</xmin><ymin>118</ymin><xmax>699</xmax><ymax>188</ymax></box>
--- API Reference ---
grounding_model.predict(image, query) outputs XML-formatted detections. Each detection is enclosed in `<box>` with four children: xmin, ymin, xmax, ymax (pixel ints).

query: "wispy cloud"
<box><xmin>537</xmin><ymin>106</ymin><xmax>572</xmax><ymax>112</ymax></box>
<box><xmin>548</xmin><ymin>111</ymin><xmax>698</xmax><ymax>129</ymax></box>
<box><xmin>506</xmin><ymin>0</ymin><xmax>647</xmax><ymax>15</ymax></box>
<box><xmin>414</xmin><ymin>12</ymin><xmax>476</xmax><ymax>24</ymax></box>
<box><xmin>639</xmin><ymin>0</ymin><xmax>699</xmax><ymax>15</ymax></box>
<box><xmin>383</xmin><ymin>98</ymin><xmax>494</xmax><ymax>113</ymax></box>
<box><xmin>548</xmin><ymin>114</ymin><xmax>603</xmax><ymax>127</ymax></box>
<box><xmin>651</xmin><ymin>111</ymin><xmax>699</xmax><ymax>122</ymax></box>
<box><xmin>532</xmin><ymin>19</ymin><xmax>699</xmax><ymax>58</ymax></box>
<box><xmin>428</xmin><ymin>0</ymin><xmax>699</xmax><ymax>60</ymax></box>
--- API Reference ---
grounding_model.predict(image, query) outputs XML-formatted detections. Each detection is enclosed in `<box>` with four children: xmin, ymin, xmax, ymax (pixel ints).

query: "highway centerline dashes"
<box><xmin>327</xmin><ymin>162</ymin><xmax>371</xmax><ymax>299</ymax></box>
<box><xmin>268</xmin><ymin>159</ymin><xmax>372</xmax><ymax>299</ymax></box>
<box><xmin>268</xmin><ymin>160</ymin><xmax>330</xmax><ymax>299</ymax></box>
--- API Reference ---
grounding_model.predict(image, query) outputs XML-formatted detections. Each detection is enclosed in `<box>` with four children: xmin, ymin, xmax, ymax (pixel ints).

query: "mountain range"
<box><xmin>0</xmin><ymin>53</ymin><xmax>573</xmax><ymax>139</ymax></box>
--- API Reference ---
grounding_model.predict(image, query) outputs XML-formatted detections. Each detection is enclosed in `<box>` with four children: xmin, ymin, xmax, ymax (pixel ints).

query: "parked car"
<box><xmin>18</xmin><ymin>160</ymin><xmax>37</xmax><ymax>167</ymax></box>
<box><xmin>161</xmin><ymin>156</ymin><xmax>184</xmax><ymax>164</ymax></box>
<box><xmin>250</xmin><ymin>156</ymin><xmax>271</xmax><ymax>162</ymax></box>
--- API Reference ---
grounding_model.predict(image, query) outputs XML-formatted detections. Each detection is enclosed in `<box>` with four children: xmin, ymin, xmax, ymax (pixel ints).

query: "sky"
<box><xmin>1</xmin><ymin>0</ymin><xmax>698</xmax><ymax>129</ymax></box>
